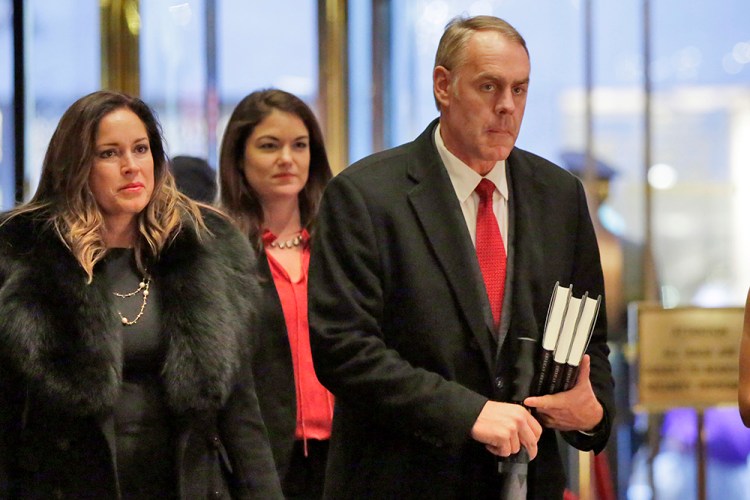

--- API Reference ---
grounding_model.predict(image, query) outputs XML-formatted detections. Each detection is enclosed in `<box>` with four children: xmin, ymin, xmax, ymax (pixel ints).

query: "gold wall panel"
<box><xmin>100</xmin><ymin>0</ymin><xmax>140</xmax><ymax>95</ymax></box>
<box><xmin>317</xmin><ymin>0</ymin><xmax>348</xmax><ymax>174</ymax></box>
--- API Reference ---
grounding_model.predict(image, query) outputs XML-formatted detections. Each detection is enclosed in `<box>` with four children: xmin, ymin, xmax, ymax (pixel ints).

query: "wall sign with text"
<box><xmin>635</xmin><ymin>305</ymin><xmax>744</xmax><ymax>411</ymax></box>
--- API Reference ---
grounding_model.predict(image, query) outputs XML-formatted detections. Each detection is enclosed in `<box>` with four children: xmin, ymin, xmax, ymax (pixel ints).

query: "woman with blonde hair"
<box><xmin>0</xmin><ymin>90</ymin><xmax>282</xmax><ymax>499</ymax></box>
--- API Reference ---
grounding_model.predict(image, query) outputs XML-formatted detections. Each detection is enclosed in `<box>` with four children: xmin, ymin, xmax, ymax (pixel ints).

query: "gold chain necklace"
<box><xmin>113</xmin><ymin>274</ymin><xmax>151</xmax><ymax>326</ymax></box>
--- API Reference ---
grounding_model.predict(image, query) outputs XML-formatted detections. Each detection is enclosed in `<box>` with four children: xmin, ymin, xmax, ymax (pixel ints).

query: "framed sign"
<box><xmin>634</xmin><ymin>304</ymin><xmax>744</xmax><ymax>411</ymax></box>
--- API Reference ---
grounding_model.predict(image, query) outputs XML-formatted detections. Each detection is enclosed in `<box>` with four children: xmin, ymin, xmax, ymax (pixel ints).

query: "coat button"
<box><xmin>494</xmin><ymin>377</ymin><xmax>504</xmax><ymax>390</ymax></box>
<box><xmin>211</xmin><ymin>435</ymin><xmax>221</xmax><ymax>448</ymax></box>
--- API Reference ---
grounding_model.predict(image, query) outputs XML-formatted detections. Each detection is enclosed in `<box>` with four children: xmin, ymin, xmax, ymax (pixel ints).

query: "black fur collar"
<box><xmin>0</xmin><ymin>212</ymin><xmax>257</xmax><ymax>417</ymax></box>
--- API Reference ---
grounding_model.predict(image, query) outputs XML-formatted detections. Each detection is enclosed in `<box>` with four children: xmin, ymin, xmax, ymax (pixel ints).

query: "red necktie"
<box><xmin>475</xmin><ymin>179</ymin><xmax>507</xmax><ymax>329</ymax></box>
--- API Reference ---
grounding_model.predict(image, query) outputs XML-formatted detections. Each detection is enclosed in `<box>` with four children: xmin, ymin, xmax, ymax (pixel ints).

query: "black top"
<box><xmin>103</xmin><ymin>248</ymin><xmax>175</xmax><ymax>499</ymax></box>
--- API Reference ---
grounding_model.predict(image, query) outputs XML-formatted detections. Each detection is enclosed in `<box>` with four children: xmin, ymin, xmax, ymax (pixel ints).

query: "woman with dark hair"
<box><xmin>219</xmin><ymin>89</ymin><xmax>333</xmax><ymax>499</ymax></box>
<box><xmin>0</xmin><ymin>90</ymin><xmax>282</xmax><ymax>499</ymax></box>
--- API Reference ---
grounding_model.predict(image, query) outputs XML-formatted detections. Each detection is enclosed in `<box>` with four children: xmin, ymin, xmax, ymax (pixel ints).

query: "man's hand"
<box><xmin>523</xmin><ymin>355</ymin><xmax>604</xmax><ymax>432</ymax></box>
<box><xmin>470</xmin><ymin>401</ymin><xmax>543</xmax><ymax>459</ymax></box>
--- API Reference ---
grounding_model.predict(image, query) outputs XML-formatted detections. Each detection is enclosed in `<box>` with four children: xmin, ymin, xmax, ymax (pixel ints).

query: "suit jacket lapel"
<box><xmin>503</xmin><ymin>149</ymin><xmax>548</xmax><ymax>349</ymax></box>
<box><xmin>406</xmin><ymin>122</ymin><xmax>495</xmax><ymax>376</ymax></box>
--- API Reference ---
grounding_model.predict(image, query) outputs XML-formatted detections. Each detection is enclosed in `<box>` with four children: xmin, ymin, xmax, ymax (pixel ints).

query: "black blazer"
<box><xmin>309</xmin><ymin>120</ymin><xmax>615</xmax><ymax>499</ymax></box>
<box><xmin>252</xmin><ymin>252</ymin><xmax>297</xmax><ymax>480</ymax></box>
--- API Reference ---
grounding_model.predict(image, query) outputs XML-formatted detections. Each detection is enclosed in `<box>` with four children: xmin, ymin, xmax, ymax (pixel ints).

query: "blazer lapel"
<box><xmin>406</xmin><ymin>123</ymin><xmax>495</xmax><ymax>376</ymax></box>
<box><xmin>503</xmin><ymin>150</ymin><xmax>548</xmax><ymax>348</ymax></box>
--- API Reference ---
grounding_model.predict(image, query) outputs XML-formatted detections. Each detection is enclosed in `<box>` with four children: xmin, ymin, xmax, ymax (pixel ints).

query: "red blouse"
<box><xmin>262</xmin><ymin>229</ymin><xmax>334</xmax><ymax>450</ymax></box>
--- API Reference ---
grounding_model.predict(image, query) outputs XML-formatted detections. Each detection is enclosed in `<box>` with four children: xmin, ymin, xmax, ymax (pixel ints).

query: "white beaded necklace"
<box><xmin>268</xmin><ymin>233</ymin><xmax>303</xmax><ymax>250</ymax></box>
<box><xmin>113</xmin><ymin>274</ymin><xmax>151</xmax><ymax>326</ymax></box>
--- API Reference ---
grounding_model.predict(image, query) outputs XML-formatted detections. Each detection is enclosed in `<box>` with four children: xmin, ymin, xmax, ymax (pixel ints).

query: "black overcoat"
<box><xmin>251</xmin><ymin>253</ymin><xmax>297</xmax><ymax>480</ymax></box>
<box><xmin>309</xmin><ymin>120</ymin><xmax>615</xmax><ymax>499</ymax></box>
<box><xmin>0</xmin><ymin>210</ymin><xmax>283</xmax><ymax>499</ymax></box>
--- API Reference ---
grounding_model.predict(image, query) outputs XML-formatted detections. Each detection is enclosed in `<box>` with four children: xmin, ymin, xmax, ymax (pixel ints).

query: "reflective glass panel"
<box><xmin>648</xmin><ymin>0</ymin><xmax>750</xmax><ymax>307</ymax></box>
<box><xmin>0</xmin><ymin>0</ymin><xmax>12</xmax><ymax>209</ymax></box>
<box><xmin>217</xmin><ymin>0</ymin><xmax>318</xmax><ymax>158</ymax></box>
<box><xmin>141</xmin><ymin>0</ymin><xmax>209</xmax><ymax>161</ymax></box>
<box><xmin>24</xmin><ymin>0</ymin><xmax>99</xmax><ymax>199</ymax></box>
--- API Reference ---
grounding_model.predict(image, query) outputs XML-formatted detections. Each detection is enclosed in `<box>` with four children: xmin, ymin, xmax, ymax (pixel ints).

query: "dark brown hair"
<box><xmin>219</xmin><ymin>89</ymin><xmax>332</xmax><ymax>250</ymax></box>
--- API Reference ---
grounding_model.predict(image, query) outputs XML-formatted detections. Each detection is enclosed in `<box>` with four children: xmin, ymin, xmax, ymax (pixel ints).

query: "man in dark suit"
<box><xmin>308</xmin><ymin>15</ymin><xmax>614</xmax><ymax>499</ymax></box>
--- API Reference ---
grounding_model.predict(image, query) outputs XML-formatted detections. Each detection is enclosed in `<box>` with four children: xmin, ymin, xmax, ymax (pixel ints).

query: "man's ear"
<box><xmin>433</xmin><ymin>66</ymin><xmax>451</xmax><ymax>109</ymax></box>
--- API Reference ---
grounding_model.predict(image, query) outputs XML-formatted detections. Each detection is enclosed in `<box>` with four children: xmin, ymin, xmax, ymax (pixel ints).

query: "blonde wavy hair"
<box><xmin>4</xmin><ymin>90</ymin><xmax>208</xmax><ymax>282</ymax></box>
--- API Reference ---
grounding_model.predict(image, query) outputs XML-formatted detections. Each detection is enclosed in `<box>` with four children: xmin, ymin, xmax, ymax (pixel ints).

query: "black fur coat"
<box><xmin>0</xmin><ymin>211</ymin><xmax>283</xmax><ymax>499</ymax></box>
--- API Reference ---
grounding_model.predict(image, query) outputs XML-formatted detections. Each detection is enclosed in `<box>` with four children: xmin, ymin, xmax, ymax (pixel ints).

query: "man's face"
<box><xmin>434</xmin><ymin>31</ymin><xmax>530</xmax><ymax>175</ymax></box>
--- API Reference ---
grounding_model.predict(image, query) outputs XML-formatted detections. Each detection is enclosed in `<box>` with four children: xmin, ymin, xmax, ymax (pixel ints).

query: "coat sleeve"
<box><xmin>309</xmin><ymin>173</ymin><xmax>488</xmax><ymax>451</ymax></box>
<box><xmin>0</xmin><ymin>364</ymin><xmax>12</xmax><ymax>497</ymax></box>
<box><xmin>560</xmin><ymin>179</ymin><xmax>616</xmax><ymax>453</ymax></box>
<box><xmin>0</xmin><ymin>330</ymin><xmax>24</xmax><ymax>498</ymax></box>
<box><xmin>210</xmin><ymin>217</ymin><xmax>283</xmax><ymax>500</ymax></box>
<box><xmin>219</xmin><ymin>347</ymin><xmax>284</xmax><ymax>499</ymax></box>
<box><xmin>0</xmin><ymin>256</ymin><xmax>15</xmax><ymax>497</ymax></box>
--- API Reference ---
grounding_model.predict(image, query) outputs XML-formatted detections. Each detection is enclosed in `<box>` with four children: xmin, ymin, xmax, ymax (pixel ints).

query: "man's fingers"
<box><xmin>471</xmin><ymin>401</ymin><xmax>543</xmax><ymax>459</ymax></box>
<box><xmin>485</xmin><ymin>442</ymin><xmax>510</xmax><ymax>457</ymax></box>
<box><xmin>509</xmin><ymin>432</ymin><xmax>521</xmax><ymax>455</ymax></box>
<box><xmin>519</xmin><ymin>414</ymin><xmax>540</xmax><ymax>459</ymax></box>
<box><xmin>576</xmin><ymin>354</ymin><xmax>591</xmax><ymax>387</ymax></box>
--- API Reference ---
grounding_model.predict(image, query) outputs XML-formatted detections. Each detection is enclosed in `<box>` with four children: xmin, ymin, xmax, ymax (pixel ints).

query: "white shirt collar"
<box><xmin>434</xmin><ymin>123</ymin><xmax>509</xmax><ymax>202</ymax></box>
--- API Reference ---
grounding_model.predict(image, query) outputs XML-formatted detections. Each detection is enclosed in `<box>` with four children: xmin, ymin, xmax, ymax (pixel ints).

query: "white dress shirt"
<box><xmin>434</xmin><ymin>124</ymin><xmax>509</xmax><ymax>247</ymax></box>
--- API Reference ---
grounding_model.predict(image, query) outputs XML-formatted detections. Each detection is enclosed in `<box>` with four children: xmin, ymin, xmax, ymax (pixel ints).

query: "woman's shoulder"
<box><xmin>198</xmin><ymin>208</ymin><xmax>253</xmax><ymax>255</ymax></box>
<box><xmin>199</xmin><ymin>207</ymin><xmax>240</xmax><ymax>237</ymax></box>
<box><xmin>0</xmin><ymin>209</ymin><xmax>34</xmax><ymax>236</ymax></box>
<box><xmin>0</xmin><ymin>210</ymin><xmax>53</xmax><ymax>255</ymax></box>
<box><xmin>160</xmin><ymin>208</ymin><xmax>259</xmax><ymax>312</ymax></box>
<box><xmin>168</xmin><ymin>206</ymin><xmax>255</xmax><ymax>270</ymax></box>
<box><xmin>0</xmin><ymin>211</ymin><xmax>68</xmax><ymax>287</ymax></box>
